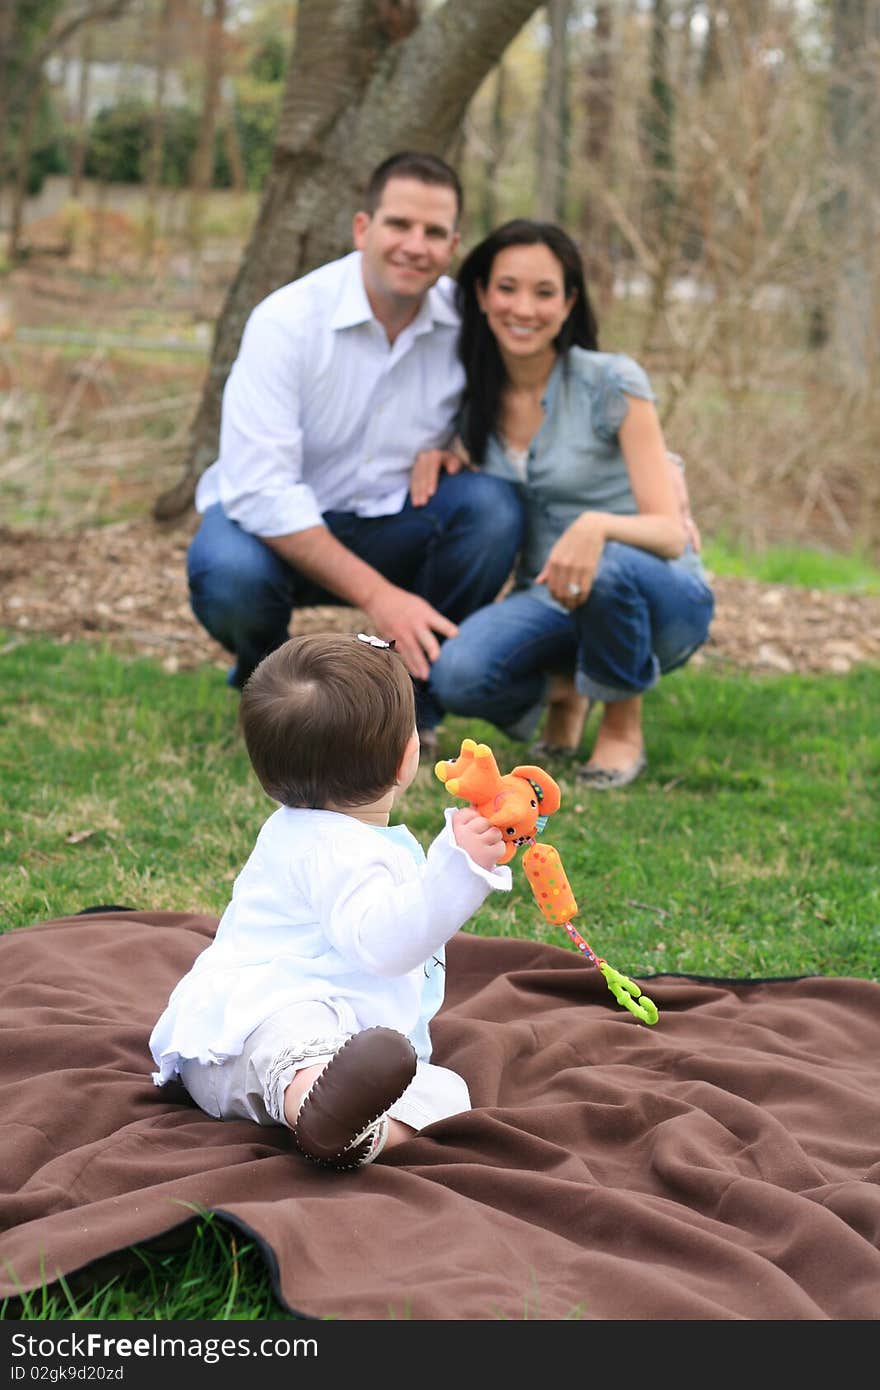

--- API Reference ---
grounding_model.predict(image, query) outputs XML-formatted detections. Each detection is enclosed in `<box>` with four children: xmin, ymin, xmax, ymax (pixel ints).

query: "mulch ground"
<box><xmin>2</xmin><ymin>516</ymin><xmax>879</xmax><ymax>678</ymax></box>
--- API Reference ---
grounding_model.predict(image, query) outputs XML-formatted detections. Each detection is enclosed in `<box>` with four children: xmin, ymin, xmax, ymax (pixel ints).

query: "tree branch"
<box><xmin>36</xmin><ymin>0</ymin><xmax>136</xmax><ymax>70</ymax></box>
<box><xmin>351</xmin><ymin>0</ymin><xmax>542</xmax><ymax>156</ymax></box>
<box><xmin>5</xmin><ymin>0</ymin><xmax>136</xmax><ymax>124</ymax></box>
<box><xmin>274</xmin><ymin>0</ymin><xmax>380</xmax><ymax>154</ymax></box>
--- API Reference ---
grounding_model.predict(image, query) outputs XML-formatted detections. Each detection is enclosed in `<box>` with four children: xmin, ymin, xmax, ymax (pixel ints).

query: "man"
<box><xmin>187</xmin><ymin>151</ymin><xmax>524</xmax><ymax>749</ymax></box>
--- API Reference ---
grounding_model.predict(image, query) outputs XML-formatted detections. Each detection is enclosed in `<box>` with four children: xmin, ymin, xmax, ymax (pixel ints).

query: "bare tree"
<box><xmin>68</xmin><ymin>25</ymin><xmax>94</xmax><ymax>198</ymax></box>
<box><xmin>637</xmin><ymin>0</ymin><xmax>676</xmax><ymax>350</ymax></box>
<box><xmin>155</xmin><ymin>0</ymin><xmax>546</xmax><ymax>519</ymax></box>
<box><xmin>536</xmin><ymin>0</ymin><xmax>571</xmax><ymax>221</ymax></box>
<box><xmin>1</xmin><ymin>0</ymin><xmax>136</xmax><ymax>254</ymax></box>
<box><xmin>187</xmin><ymin>0</ymin><xmax>228</xmax><ymax>247</ymax></box>
<box><xmin>480</xmin><ymin>59</ymin><xmax>507</xmax><ymax>236</ymax></box>
<box><xmin>145</xmin><ymin>0</ymin><xmax>175</xmax><ymax>208</ymax></box>
<box><xmin>580</xmin><ymin>0</ymin><xmax>614</xmax><ymax>309</ymax></box>
<box><xmin>5</xmin><ymin>0</ymin><xmax>135</xmax><ymax>117</ymax></box>
<box><xmin>826</xmin><ymin>0</ymin><xmax>879</xmax><ymax>387</ymax></box>
<box><xmin>5</xmin><ymin>71</ymin><xmax>48</xmax><ymax>258</ymax></box>
<box><xmin>222</xmin><ymin>102</ymin><xmax>246</xmax><ymax>195</ymax></box>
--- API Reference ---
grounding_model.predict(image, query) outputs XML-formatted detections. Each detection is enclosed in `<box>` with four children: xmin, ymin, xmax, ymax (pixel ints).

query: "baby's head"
<box><xmin>239</xmin><ymin>633</ymin><xmax>416</xmax><ymax>809</ymax></box>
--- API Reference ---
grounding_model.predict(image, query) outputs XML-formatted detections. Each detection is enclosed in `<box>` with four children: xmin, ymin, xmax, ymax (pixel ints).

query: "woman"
<box><xmin>420</xmin><ymin>220</ymin><xmax>714</xmax><ymax>789</ymax></box>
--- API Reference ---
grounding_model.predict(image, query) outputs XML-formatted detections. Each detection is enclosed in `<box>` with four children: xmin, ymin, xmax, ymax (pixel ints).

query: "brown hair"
<box><xmin>239</xmin><ymin>634</ymin><xmax>415</xmax><ymax>809</ymax></box>
<box><xmin>363</xmin><ymin>151</ymin><xmax>463</xmax><ymax>223</ymax></box>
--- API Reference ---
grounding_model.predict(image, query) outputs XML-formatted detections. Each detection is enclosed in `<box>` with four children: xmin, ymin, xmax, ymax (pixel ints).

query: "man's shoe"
<box><xmin>294</xmin><ymin>1027</ymin><xmax>417</xmax><ymax>1170</ymax></box>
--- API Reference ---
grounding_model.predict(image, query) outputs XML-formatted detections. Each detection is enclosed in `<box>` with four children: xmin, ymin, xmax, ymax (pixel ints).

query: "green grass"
<box><xmin>702</xmin><ymin>537</ymin><xmax>880</xmax><ymax>593</ymax></box>
<box><xmin>3</xmin><ymin>1211</ymin><xmax>297</xmax><ymax>1321</ymax></box>
<box><xmin>2</xmin><ymin>634</ymin><xmax>878</xmax><ymax>1318</ymax></box>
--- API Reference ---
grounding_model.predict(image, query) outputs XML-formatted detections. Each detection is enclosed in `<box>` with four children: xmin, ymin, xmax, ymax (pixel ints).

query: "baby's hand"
<box><xmin>452</xmin><ymin>807</ymin><xmax>505</xmax><ymax>870</ymax></box>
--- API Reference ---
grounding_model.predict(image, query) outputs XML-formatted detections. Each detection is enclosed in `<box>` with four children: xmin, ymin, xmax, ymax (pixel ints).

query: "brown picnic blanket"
<box><xmin>1</xmin><ymin>909</ymin><xmax>878</xmax><ymax>1321</ymax></box>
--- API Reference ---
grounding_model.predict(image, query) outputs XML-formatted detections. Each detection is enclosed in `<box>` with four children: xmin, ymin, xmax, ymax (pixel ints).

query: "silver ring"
<box><xmin>567</xmin><ymin>582</ymin><xmax>581</xmax><ymax>596</ymax></box>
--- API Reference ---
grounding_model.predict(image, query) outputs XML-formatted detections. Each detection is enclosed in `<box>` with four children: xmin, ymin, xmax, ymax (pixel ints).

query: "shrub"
<box><xmin>83</xmin><ymin>95</ymin><xmax>279</xmax><ymax>192</ymax></box>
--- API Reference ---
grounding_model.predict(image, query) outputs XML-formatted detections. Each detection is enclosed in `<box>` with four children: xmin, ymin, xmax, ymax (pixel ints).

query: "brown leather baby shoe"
<box><xmin>294</xmin><ymin>1027</ymin><xmax>417</xmax><ymax>1170</ymax></box>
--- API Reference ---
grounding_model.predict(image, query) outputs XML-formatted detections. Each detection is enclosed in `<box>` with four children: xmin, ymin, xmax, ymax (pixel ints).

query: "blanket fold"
<box><xmin>1</xmin><ymin>910</ymin><xmax>878</xmax><ymax>1320</ymax></box>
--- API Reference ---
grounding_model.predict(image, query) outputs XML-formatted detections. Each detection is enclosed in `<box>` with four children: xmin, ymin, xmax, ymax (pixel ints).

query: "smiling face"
<box><xmin>476</xmin><ymin>241</ymin><xmax>577</xmax><ymax>367</ymax></box>
<box><xmin>353</xmin><ymin>177</ymin><xmax>460</xmax><ymax>314</ymax></box>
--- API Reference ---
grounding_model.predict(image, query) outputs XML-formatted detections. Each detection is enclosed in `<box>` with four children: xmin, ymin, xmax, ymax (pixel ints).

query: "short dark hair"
<box><xmin>456</xmin><ymin>220</ymin><xmax>599</xmax><ymax>464</ymax></box>
<box><xmin>363</xmin><ymin>150</ymin><xmax>463</xmax><ymax>222</ymax></box>
<box><xmin>239</xmin><ymin>634</ymin><xmax>416</xmax><ymax>810</ymax></box>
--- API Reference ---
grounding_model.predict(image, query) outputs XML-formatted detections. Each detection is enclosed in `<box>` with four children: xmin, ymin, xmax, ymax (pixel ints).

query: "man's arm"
<box><xmin>265</xmin><ymin>527</ymin><xmax>457</xmax><ymax>682</ymax></box>
<box><xmin>219</xmin><ymin>297</ymin><xmax>458</xmax><ymax>681</ymax></box>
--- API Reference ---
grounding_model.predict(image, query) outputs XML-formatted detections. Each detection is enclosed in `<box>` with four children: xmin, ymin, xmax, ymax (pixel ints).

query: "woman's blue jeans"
<box><xmin>187</xmin><ymin>470</ymin><xmax>524</xmax><ymax>725</ymax></box>
<box><xmin>428</xmin><ymin>541</ymin><xmax>715</xmax><ymax>740</ymax></box>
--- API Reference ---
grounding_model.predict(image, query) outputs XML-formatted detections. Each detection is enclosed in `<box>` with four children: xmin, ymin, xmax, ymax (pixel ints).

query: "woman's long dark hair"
<box><xmin>456</xmin><ymin>220</ymin><xmax>599</xmax><ymax>465</ymax></box>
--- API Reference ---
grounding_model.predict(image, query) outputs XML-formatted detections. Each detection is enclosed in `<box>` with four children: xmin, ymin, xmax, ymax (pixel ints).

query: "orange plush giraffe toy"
<box><xmin>435</xmin><ymin>737</ymin><xmax>659</xmax><ymax>1024</ymax></box>
<box><xmin>433</xmin><ymin>737</ymin><xmax>561</xmax><ymax>866</ymax></box>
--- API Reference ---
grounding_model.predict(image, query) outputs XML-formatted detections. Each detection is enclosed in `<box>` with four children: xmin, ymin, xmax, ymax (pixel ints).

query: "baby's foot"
<box><xmin>295</xmin><ymin>1027</ymin><xmax>417</xmax><ymax>1170</ymax></box>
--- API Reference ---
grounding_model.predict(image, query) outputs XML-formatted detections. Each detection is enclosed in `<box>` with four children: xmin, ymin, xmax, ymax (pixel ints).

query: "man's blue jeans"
<box><xmin>187</xmin><ymin>470</ymin><xmax>524</xmax><ymax>725</ymax></box>
<box><xmin>428</xmin><ymin>541</ymin><xmax>715</xmax><ymax>740</ymax></box>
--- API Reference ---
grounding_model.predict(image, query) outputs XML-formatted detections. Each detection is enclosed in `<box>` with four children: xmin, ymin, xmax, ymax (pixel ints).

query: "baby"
<box><xmin>150</xmin><ymin>632</ymin><xmax>511</xmax><ymax>1168</ymax></box>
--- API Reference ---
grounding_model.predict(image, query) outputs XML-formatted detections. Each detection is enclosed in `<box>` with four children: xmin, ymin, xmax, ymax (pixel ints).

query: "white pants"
<box><xmin>178</xmin><ymin>1000</ymin><xmax>470</xmax><ymax>1134</ymax></box>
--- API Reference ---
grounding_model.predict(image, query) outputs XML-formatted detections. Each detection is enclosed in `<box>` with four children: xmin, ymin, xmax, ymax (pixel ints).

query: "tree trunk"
<box><xmin>139</xmin><ymin>0</ymin><xmax>173</xmax><ymax>265</ymax></box>
<box><xmin>698</xmin><ymin>0</ymin><xmax>723</xmax><ymax>91</ymax></box>
<box><xmin>0</xmin><ymin>1</ymin><xmax>14</xmax><ymax>181</ymax></box>
<box><xmin>187</xmin><ymin>0</ymin><xmax>228</xmax><ymax>249</ymax></box>
<box><xmin>155</xmin><ymin>0</ymin><xmax>546</xmax><ymax>520</ymax></box>
<box><xmin>146</xmin><ymin>0</ymin><xmax>174</xmax><ymax>201</ymax></box>
<box><xmin>6</xmin><ymin>71</ymin><xmax>45</xmax><ymax>261</ymax></box>
<box><xmin>223</xmin><ymin>106</ymin><xmax>246</xmax><ymax>194</ymax></box>
<box><xmin>536</xmin><ymin>0</ymin><xmax>571</xmax><ymax>221</ymax></box>
<box><xmin>638</xmin><ymin>0</ymin><xmax>676</xmax><ymax>353</ymax></box>
<box><xmin>69</xmin><ymin>28</ymin><xmax>94</xmax><ymax>199</ymax></box>
<box><xmin>639</xmin><ymin>0</ymin><xmax>675</xmax><ymax>242</ymax></box>
<box><xmin>826</xmin><ymin>0</ymin><xmax>878</xmax><ymax>387</ymax></box>
<box><xmin>480</xmin><ymin>60</ymin><xmax>506</xmax><ymax>236</ymax></box>
<box><xmin>581</xmin><ymin>1</ymin><xmax>614</xmax><ymax>310</ymax></box>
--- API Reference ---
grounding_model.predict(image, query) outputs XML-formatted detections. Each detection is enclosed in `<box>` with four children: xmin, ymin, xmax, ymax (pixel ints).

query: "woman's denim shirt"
<box><xmin>474</xmin><ymin>346</ymin><xmax>708</xmax><ymax>607</ymax></box>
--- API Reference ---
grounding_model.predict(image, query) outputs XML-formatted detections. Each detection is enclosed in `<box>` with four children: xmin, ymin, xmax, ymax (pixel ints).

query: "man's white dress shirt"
<box><xmin>195</xmin><ymin>251</ymin><xmax>465</xmax><ymax>537</ymax></box>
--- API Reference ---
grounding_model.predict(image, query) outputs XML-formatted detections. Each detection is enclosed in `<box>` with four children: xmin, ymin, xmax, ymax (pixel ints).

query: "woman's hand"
<box><xmin>535</xmin><ymin>512</ymin><xmax>608</xmax><ymax>609</ymax></box>
<box><xmin>667</xmin><ymin>455</ymin><xmax>702</xmax><ymax>552</ymax></box>
<box><xmin>452</xmin><ymin>806</ymin><xmax>506</xmax><ymax>870</ymax></box>
<box><xmin>409</xmin><ymin>438</ymin><xmax>471</xmax><ymax>508</ymax></box>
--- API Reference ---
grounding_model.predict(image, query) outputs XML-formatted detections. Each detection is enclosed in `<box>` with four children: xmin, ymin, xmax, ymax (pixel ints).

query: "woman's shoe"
<box><xmin>295</xmin><ymin>1027</ymin><xmax>417</xmax><ymax>1170</ymax></box>
<box><xmin>530</xmin><ymin>737</ymin><xmax>580</xmax><ymax>760</ymax></box>
<box><xmin>532</xmin><ymin>679</ymin><xmax>591</xmax><ymax>757</ymax></box>
<box><xmin>575</xmin><ymin>750</ymin><xmax>646</xmax><ymax>791</ymax></box>
<box><xmin>417</xmin><ymin>727</ymin><xmax>440</xmax><ymax>764</ymax></box>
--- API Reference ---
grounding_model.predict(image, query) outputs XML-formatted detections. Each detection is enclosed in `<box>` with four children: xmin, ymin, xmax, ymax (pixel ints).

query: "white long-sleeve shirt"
<box><xmin>150</xmin><ymin>807</ymin><xmax>511</xmax><ymax>1083</ymax></box>
<box><xmin>195</xmin><ymin>251</ymin><xmax>465</xmax><ymax>537</ymax></box>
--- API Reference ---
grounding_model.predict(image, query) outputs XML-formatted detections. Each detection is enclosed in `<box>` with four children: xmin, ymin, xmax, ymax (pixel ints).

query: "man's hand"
<box><xmin>451</xmin><ymin>806</ymin><xmax>505</xmax><ymax>870</ymax></box>
<box><xmin>364</xmin><ymin>583</ymin><xmax>458</xmax><ymax>682</ymax></box>
<box><xmin>409</xmin><ymin>440</ymin><xmax>470</xmax><ymax>507</ymax></box>
<box><xmin>265</xmin><ymin>528</ymin><xmax>457</xmax><ymax>680</ymax></box>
